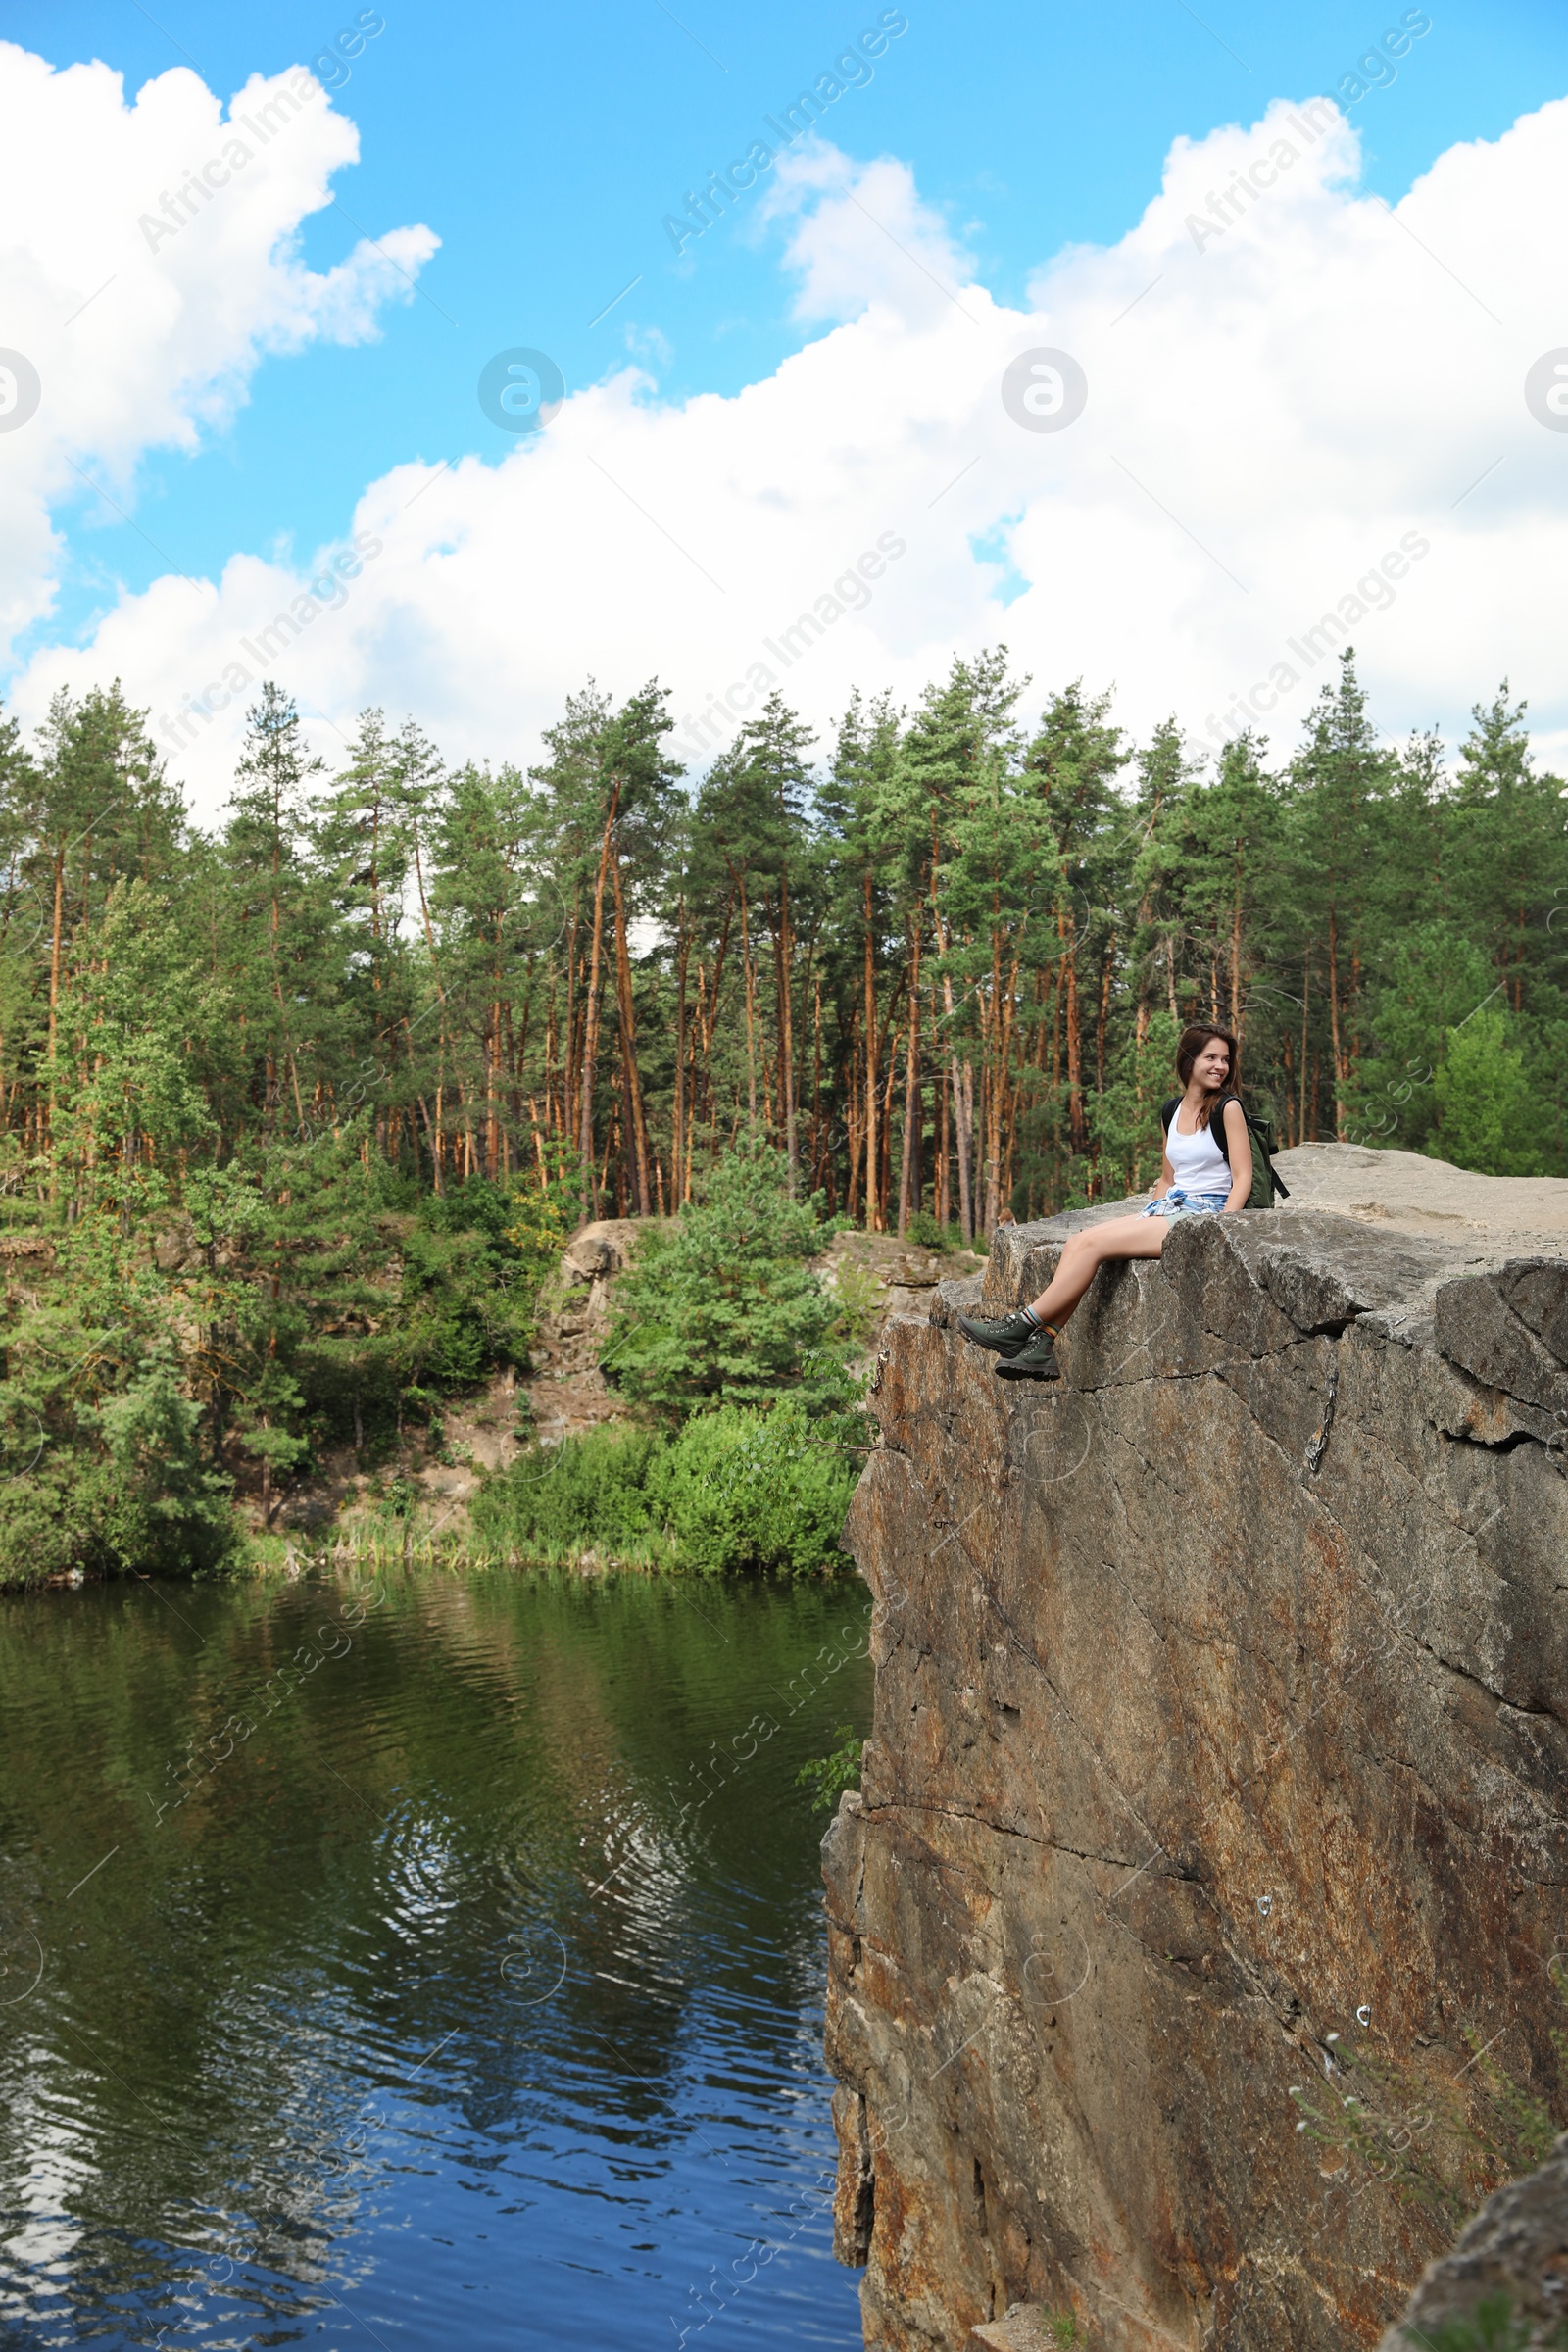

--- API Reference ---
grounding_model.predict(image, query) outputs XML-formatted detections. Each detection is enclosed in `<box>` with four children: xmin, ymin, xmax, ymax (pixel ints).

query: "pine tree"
<box><xmin>699</xmin><ymin>692</ymin><xmax>816</xmax><ymax>1180</ymax></box>
<box><xmin>223</xmin><ymin>684</ymin><xmax>329</xmax><ymax>1136</ymax></box>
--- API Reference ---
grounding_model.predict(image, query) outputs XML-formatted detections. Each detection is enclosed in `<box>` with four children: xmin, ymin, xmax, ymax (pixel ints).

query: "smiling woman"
<box><xmin>957</xmin><ymin>1024</ymin><xmax>1275</xmax><ymax>1382</ymax></box>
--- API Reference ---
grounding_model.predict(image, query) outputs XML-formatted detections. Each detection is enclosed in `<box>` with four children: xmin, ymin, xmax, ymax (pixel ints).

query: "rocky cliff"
<box><xmin>1380</xmin><ymin>2128</ymin><xmax>1568</xmax><ymax>2346</ymax></box>
<box><xmin>823</xmin><ymin>1145</ymin><xmax>1568</xmax><ymax>2351</ymax></box>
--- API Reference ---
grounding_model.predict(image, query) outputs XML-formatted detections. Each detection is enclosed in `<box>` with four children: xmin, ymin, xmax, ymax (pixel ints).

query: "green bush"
<box><xmin>0</xmin><ymin>1208</ymin><xmax>239</xmax><ymax>1587</ymax></box>
<box><xmin>905</xmin><ymin>1210</ymin><xmax>966</xmax><ymax>1253</ymax></box>
<box><xmin>827</xmin><ymin>1256</ymin><xmax>884</xmax><ymax>1348</ymax></box>
<box><xmin>0</xmin><ymin>1128</ymin><xmax>569</xmax><ymax>1581</ymax></box>
<box><xmin>603</xmin><ymin>1139</ymin><xmax>856</xmax><ymax>1417</ymax></box>
<box><xmin>652</xmin><ymin>1397</ymin><xmax>859</xmax><ymax>1574</ymax></box>
<box><xmin>470</xmin><ymin>1421</ymin><xmax>664</xmax><ymax>1561</ymax></box>
<box><xmin>1430</xmin><ymin>1010</ymin><xmax>1543</xmax><ymax>1176</ymax></box>
<box><xmin>0</xmin><ymin>1444</ymin><xmax>236</xmax><ymax>1588</ymax></box>
<box><xmin>796</xmin><ymin>1724</ymin><xmax>864</xmax><ymax>1813</ymax></box>
<box><xmin>471</xmin><ymin>1396</ymin><xmax>858</xmax><ymax>1576</ymax></box>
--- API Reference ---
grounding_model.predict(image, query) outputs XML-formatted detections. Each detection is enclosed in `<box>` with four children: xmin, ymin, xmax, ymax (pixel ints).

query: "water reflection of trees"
<box><xmin>0</xmin><ymin>1569</ymin><xmax>869</xmax><ymax>2331</ymax></box>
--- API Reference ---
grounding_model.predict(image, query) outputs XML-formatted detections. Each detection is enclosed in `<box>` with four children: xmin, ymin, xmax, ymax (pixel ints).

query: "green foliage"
<box><xmin>653</xmin><ymin>1396</ymin><xmax>861</xmax><ymax>1573</ymax></box>
<box><xmin>1401</xmin><ymin>2293</ymin><xmax>1568</xmax><ymax>2351</ymax></box>
<box><xmin>1346</xmin><ymin>922</ymin><xmax>1494</xmax><ymax>1150</ymax></box>
<box><xmin>54</xmin><ymin>880</ymin><xmax>220</xmax><ymax>1174</ymax></box>
<box><xmin>0</xmin><ymin>1121</ymin><xmax>546</xmax><ymax>1576</ymax></box>
<box><xmin>604</xmin><ymin>1141</ymin><xmax>856</xmax><ymax>1416</ymax></box>
<box><xmin>472</xmin><ymin>1421</ymin><xmax>666</xmax><ymax>1561</ymax></box>
<box><xmin>503</xmin><ymin>1133</ymin><xmax>583</xmax><ymax>1299</ymax></box>
<box><xmin>1431</xmin><ymin>1011</ymin><xmax>1542</xmax><ymax>1176</ymax></box>
<box><xmin>471</xmin><ymin>1395</ymin><xmax>859</xmax><ymax>1575</ymax></box>
<box><xmin>1075</xmin><ymin>1008</ymin><xmax>1181</xmax><ymax>1208</ymax></box>
<box><xmin>0</xmin><ymin>1205</ymin><xmax>237</xmax><ymax>1585</ymax></box>
<box><xmin>215</xmin><ymin>1142</ymin><xmax>538</xmax><ymax>1473</ymax></box>
<box><xmin>5</xmin><ymin>644</ymin><xmax>1568</xmax><ymax>1580</ymax></box>
<box><xmin>795</xmin><ymin>1723</ymin><xmax>864</xmax><ymax>1812</ymax></box>
<box><xmin>905</xmin><ymin>1211</ymin><xmax>965</xmax><ymax>1252</ymax></box>
<box><xmin>827</xmin><ymin>1255</ymin><xmax>885</xmax><ymax>1348</ymax></box>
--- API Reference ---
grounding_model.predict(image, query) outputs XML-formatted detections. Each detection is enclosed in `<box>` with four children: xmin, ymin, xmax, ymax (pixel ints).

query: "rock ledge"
<box><xmin>825</xmin><ymin>1144</ymin><xmax>1568</xmax><ymax>2351</ymax></box>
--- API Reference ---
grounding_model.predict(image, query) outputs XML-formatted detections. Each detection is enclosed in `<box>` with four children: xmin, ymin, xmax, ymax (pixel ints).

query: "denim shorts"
<box><xmin>1141</xmin><ymin>1188</ymin><xmax>1230</xmax><ymax>1222</ymax></box>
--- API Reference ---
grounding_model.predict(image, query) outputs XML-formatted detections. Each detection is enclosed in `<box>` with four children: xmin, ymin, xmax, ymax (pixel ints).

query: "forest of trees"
<box><xmin>4</xmin><ymin>644</ymin><xmax>1564</xmax><ymax>1229</ymax></box>
<box><xmin>0</xmin><ymin>645</ymin><xmax>1564</xmax><ymax>1579</ymax></box>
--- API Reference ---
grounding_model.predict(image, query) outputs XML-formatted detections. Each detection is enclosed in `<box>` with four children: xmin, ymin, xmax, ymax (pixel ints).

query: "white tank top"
<box><xmin>1166</xmin><ymin>1101</ymin><xmax>1230</xmax><ymax>1191</ymax></box>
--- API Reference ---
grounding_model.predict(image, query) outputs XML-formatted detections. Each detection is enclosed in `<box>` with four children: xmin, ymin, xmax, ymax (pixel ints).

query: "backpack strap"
<box><xmin>1205</xmin><ymin>1093</ymin><xmax>1241</xmax><ymax>1165</ymax></box>
<box><xmin>1158</xmin><ymin>1096</ymin><xmax>1179</xmax><ymax>1136</ymax></box>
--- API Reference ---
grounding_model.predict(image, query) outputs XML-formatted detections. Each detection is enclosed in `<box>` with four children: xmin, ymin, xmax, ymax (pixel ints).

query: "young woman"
<box><xmin>959</xmin><ymin>1024</ymin><xmax>1253</xmax><ymax>1381</ymax></box>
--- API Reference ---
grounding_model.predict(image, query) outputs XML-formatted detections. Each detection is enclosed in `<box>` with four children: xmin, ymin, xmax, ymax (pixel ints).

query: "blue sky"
<box><xmin>5</xmin><ymin>0</ymin><xmax>1568</xmax><ymax>806</ymax></box>
<box><xmin>9</xmin><ymin>0</ymin><xmax>1567</xmax><ymax>644</ymax></box>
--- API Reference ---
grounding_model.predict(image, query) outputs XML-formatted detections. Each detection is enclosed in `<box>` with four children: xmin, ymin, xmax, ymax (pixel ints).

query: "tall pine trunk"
<box><xmin>611</xmin><ymin>852</ymin><xmax>652</xmax><ymax>1214</ymax></box>
<box><xmin>672</xmin><ymin>891</ymin><xmax>690</xmax><ymax>1209</ymax></box>
<box><xmin>737</xmin><ymin>876</ymin><xmax>759</xmax><ymax>1126</ymax></box>
<box><xmin>898</xmin><ymin>918</ymin><xmax>921</xmax><ymax>1234</ymax></box>
<box><xmin>578</xmin><ymin>779</ymin><xmax>621</xmax><ymax>1211</ymax></box>
<box><xmin>1327</xmin><ymin>906</ymin><xmax>1345</xmax><ymax>1140</ymax></box>
<box><xmin>774</xmin><ymin>865</ymin><xmax>798</xmax><ymax>1181</ymax></box>
<box><xmin>862</xmin><ymin>872</ymin><xmax>880</xmax><ymax>1231</ymax></box>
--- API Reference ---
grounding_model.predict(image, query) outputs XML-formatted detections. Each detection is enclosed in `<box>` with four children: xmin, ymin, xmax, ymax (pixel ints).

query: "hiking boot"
<box><xmin>994</xmin><ymin>1323</ymin><xmax>1061</xmax><ymax>1382</ymax></box>
<box><xmin>957</xmin><ymin>1307</ymin><xmax>1038</xmax><ymax>1357</ymax></box>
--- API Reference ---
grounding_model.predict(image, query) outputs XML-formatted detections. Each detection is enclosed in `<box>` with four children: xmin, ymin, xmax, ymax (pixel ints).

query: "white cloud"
<box><xmin>9</xmin><ymin>74</ymin><xmax>1568</xmax><ymax>816</ymax></box>
<box><xmin>758</xmin><ymin>142</ymin><xmax>976</xmax><ymax>327</ymax></box>
<box><xmin>0</xmin><ymin>40</ymin><xmax>435</xmax><ymax>649</ymax></box>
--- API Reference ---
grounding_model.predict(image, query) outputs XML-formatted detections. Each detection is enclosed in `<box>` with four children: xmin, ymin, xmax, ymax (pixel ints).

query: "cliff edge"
<box><xmin>823</xmin><ymin>1143</ymin><xmax>1568</xmax><ymax>2351</ymax></box>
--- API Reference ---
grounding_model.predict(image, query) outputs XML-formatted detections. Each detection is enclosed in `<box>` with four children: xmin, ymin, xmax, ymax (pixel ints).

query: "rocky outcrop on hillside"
<box><xmin>524</xmin><ymin>1219</ymin><xmax>986</xmax><ymax>1448</ymax></box>
<box><xmin>823</xmin><ymin>1144</ymin><xmax>1568</xmax><ymax>2352</ymax></box>
<box><xmin>1380</xmin><ymin>2130</ymin><xmax>1568</xmax><ymax>2349</ymax></box>
<box><xmin>273</xmin><ymin>1215</ymin><xmax>984</xmax><ymax>1540</ymax></box>
<box><xmin>523</xmin><ymin>1217</ymin><xmax>646</xmax><ymax>1446</ymax></box>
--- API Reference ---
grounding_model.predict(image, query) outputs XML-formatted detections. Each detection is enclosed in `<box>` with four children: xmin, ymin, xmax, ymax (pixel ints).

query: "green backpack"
<box><xmin>1158</xmin><ymin>1093</ymin><xmax>1290</xmax><ymax>1209</ymax></box>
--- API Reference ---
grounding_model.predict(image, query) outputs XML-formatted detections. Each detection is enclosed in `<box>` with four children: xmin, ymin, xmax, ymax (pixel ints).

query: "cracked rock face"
<box><xmin>823</xmin><ymin>1147</ymin><xmax>1568</xmax><ymax>2352</ymax></box>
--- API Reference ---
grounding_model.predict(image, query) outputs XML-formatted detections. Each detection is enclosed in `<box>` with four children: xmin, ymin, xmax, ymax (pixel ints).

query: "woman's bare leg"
<box><xmin>1028</xmin><ymin>1214</ymin><xmax>1166</xmax><ymax>1326</ymax></box>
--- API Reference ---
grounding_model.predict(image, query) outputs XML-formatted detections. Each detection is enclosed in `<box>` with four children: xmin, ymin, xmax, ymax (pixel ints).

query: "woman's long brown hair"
<box><xmin>1174</xmin><ymin>1024</ymin><xmax>1239</xmax><ymax>1129</ymax></box>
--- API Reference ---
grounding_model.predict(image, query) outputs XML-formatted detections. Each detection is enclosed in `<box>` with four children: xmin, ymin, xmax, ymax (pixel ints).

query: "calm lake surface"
<box><xmin>0</xmin><ymin>1566</ymin><xmax>872</xmax><ymax>2350</ymax></box>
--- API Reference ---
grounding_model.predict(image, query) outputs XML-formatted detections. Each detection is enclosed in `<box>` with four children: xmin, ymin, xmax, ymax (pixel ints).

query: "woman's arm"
<box><xmin>1222</xmin><ymin>1099</ymin><xmax>1252</xmax><ymax>1210</ymax></box>
<box><xmin>1151</xmin><ymin>1145</ymin><xmax>1174</xmax><ymax>1200</ymax></box>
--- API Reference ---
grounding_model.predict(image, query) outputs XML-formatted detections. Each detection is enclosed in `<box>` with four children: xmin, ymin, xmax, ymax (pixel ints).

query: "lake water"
<box><xmin>0</xmin><ymin>1566</ymin><xmax>872</xmax><ymax>2351</ymax></box>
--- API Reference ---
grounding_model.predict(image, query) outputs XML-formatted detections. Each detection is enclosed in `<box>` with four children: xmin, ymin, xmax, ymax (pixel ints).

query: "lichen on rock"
<box><xmin>823</xmin><ymin>1143</ymin><xmax>1568</xmax><ymax>2352</ymax></box>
